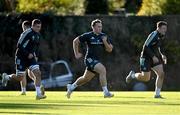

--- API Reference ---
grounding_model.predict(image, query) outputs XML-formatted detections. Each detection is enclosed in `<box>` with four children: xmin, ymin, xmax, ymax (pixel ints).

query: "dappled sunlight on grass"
<box><xmin>0</xmin><ymin>91</ymin><xmax>179</xmax><ymax>115</ymax></box>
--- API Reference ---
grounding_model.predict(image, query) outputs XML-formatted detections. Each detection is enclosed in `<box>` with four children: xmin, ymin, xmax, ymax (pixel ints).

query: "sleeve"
<box><xmin>17</xmin><ymin>33</ymin><xmax>31</xmax><ymax>57</ymax></box>
<box><xmin>144</xmin><ymin>32</ymin><xmax>158</xmax><ymax>58</ymax></box>
<box><xmin>79</xmin><ymin>33</ymin><xmax>88</xmax><ymax>43</ymax></box>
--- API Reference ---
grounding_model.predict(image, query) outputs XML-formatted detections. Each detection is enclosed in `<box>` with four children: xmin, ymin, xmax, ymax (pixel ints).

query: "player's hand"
<box><xmin>75</xmin><ymin>53</ymin><xmax>83</xmax><ymax>59</ymax></box>
<box><xmin>28</xmin><ymin>53</ymin><xmax>34</xmax><ymax>59</ymax></box>
<box><xmin>102</xmin><ymin>36</ymin><xmax>107</xmax><ymax>42</ymax></box>
<box><xmin>152</xmin><ymin>56</ymin><xmax>159</xmax><ymax>64</ymax></box>
<box><xmin>162</xmin><ymin>55</ymin><xmax>167</xmax><ymax>64</ymax></box>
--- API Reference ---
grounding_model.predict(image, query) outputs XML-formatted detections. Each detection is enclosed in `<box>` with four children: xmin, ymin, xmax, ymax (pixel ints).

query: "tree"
<box><xmin>0</xmin><ymin>0</ymin><xmax>17</xmax><ymax>12</ymax></box>
<box><xmin>162</xmin><ymin>0</ymin><xmax>180</xmax><ymax>15</ymax></box>
<box><xmin>138</xmin><ymin>0</ymin><xmax>180</xmax><ymax>16</ymax></box>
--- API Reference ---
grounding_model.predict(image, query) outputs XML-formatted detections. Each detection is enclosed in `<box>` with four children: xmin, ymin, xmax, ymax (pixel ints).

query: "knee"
<box><xmin>99</xmin><ymin>67</ymin><xmax>106</xmax><ymax>75</ymax></box>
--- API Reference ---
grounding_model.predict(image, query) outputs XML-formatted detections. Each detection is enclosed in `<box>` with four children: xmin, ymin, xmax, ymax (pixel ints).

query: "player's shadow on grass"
<box><xmin>0</xmin><ymin>102</ymin><xmax>95</xmax><ymax>109</ymax></box>
<box><xmin>59</xmin><ymin>100</ymin><xmax>180</xmax><ymax>106</ymax></box>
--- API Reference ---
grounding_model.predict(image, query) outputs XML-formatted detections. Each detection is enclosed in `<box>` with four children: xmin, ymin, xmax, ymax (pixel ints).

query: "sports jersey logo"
<box><xmin>90</xmin><ymin>37</ymin><xmax>95</xmax><ymax>40</ymax></box>
<box><xmin>32</xmin><ymin>36</ymin><xmax>35</xmax><ymax>40</ymax></box>
<box><xmin>91</xmin><ymin>40</ymin><xmax>103</xmax><ymax>45</ymax></box>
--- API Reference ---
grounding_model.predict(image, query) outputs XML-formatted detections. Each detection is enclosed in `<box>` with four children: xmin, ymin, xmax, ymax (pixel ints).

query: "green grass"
<box><xmin>0</xmin><ymin>91</ymin><xmax>179</xmax><ymax>115</ymax></box>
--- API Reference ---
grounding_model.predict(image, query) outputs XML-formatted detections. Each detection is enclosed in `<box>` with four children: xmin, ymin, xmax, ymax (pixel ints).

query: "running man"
<box><xmin>126</xmin><ymin>21</ymin><xmax>167</xmax><ymax>98</ymax></box>
<box><xmin>20</xmin><ymin>20</ymin><xmax>44</xmax><ymax>95</ymax></box>
<box><xmin>67</xmin><ymin>19</ymin><xmax>114</xmax><ymax>98</ymax></box>
<box><xmin>1</xmin><ymin>19</ymin><xmax>46</xmax><ymax>100</ymax></box>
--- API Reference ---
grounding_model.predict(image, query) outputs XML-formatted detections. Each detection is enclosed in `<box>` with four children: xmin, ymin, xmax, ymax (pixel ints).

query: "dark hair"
<box><xmin>91</xmin><ymin>19</ymin><xmax>102</xmax><ymax>27</ymax></box>
<box><xmin>157</xmin><ymin>21</ymin><xmax>167</xmax><ymax>28</ymax></box>
<box><xmin>32</xmin><ymin>19</ymin><xmax>41</xmax><ymax>26</ymax></box>
<box><xmin>22</xmin><ymin>20</ymin><xmax>30</xmax><ymax>27</ymax></box>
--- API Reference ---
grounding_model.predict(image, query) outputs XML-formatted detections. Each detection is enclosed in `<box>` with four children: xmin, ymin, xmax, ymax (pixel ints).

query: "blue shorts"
<box><xmin>140</xmin><ymin>57</ymin><xmax>163</xmax><ymax>72</ymax></box>
<box><xmin>15</xmin><ymin>56</ymin><xmax>39</xmax><ymax>75</ymax></box>
<box><xmin>84</xmin><ymin>58</ymin><xmax>100</xmax><ymax>73</ymax></box>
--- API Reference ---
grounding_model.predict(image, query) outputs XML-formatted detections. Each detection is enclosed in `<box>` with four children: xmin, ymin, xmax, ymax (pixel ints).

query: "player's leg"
<box><xmin>29</xmin><ymin>64</ymin><xmax>46</xmax><ymax>100</ymax></box>
<box><xmin>66</xmin><ymin>69</ymin><xmax>95</xmax><ymax>98</ymax></box>
<box><xmin>27</xmin><ymin>69</ymin><xmax>35</xmax><ymax>81</ymax></box>
<box><xmin>73</xmin><ymin>69</ymin><xmax>95</xmax><ymax>86</ymax></box>
<box><xmin>135</xmin><ymin>71</ymin><xmax>151</xmax><ymax>82</ymax></box>
<box><xmin>93</xmin><ymin>63</ymin><xmax>114</xmax><ymax>98</ymax></box>
<box><xmin>28</xmin><ymin>69</ymin><xmax>45</xmax><ymax>95</ymax></box>
<box><xmin>1</xmin><ymin>73</ymin><xmax>24</xmax><ymax>86</ymax></box>
<box><xmin>152</xmin><ymin>64</ymin><xmax>164</xmax><ymax>98</ymax></box>
<box><xmin>126</xmin><ymin>57</ymin><xmax>151</xmax><ymax>83</ymax></box>
<box><xmin>20</xmin><ymin>72</ymin><xmax>27</xmax><ymax>95</ymax></box>
<box><xmin>1</xmin><ymin>57</ymin><xmax>25</xmax><ymax>86</ymax></box>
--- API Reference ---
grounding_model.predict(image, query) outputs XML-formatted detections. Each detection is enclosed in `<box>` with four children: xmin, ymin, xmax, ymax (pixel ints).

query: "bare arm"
<box><xmin>73</xmin><ymin>37</ymin><xmax>83</xmax><ymax>59</ymax></box>
<box><xmin>102</xmin><ymin>36</ymin><xmax>113</xmax><ymax>52</ymax></box>
<box><xmin>159</xmin><ymin>47</ymin><xmax>167</xmax><ymax>64</ymax></box>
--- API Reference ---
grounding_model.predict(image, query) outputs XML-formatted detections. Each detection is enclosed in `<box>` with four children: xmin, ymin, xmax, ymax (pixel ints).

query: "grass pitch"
<box><xmin>0</xmin><ymin>91</ymin><xmax>179</xmax><ymax>115</ymax></box>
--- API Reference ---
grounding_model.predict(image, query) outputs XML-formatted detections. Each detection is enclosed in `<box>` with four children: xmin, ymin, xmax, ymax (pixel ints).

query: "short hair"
<box><xmin>91</xmin><ymin>19</ymin><xmax>102</xmax><ymax>27</ymax></box>
<box><xmin>157</xmin><ymin>21</ymin><xmax>167</xmax><ymax>28</ymax></box>
<box><xmin>22</xmin><ymin>20</ymin><xmax>30</xmax><ymax>28</ymax></box>
<box><xmin>32</xmin><ymin>19</ymin><xmax>41</xmax><ymax>26</ymax></box>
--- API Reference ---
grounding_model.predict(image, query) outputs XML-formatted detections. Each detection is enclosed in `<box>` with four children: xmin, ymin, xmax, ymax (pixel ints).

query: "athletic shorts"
<box><xmin>15</xmin><ymin>56</ymin><xmax>39</xmax><ymax>75</ymax></box>
<box><xmin>140</xmin><ymin>57</ymin><xmax>163</xmax><ymax>72</ymax></box>
<box><xmin>84</xmin><ymin>57</ymin><xmax>100</xmax><ymax>73</ymax></box>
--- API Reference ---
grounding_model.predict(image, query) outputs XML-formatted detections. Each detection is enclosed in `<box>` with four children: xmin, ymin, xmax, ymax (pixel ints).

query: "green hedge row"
<box><xmin>0</xmin><ymin>14</ymin><xmax>180</xmax><ymax>91</ymax></box>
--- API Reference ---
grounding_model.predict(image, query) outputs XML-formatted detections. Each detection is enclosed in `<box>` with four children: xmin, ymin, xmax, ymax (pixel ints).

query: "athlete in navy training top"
<box><xmin>66</xmin><ymin>19</ymin><xmax>114</xmax><ymax>98</ymax></box>
<box><xmin>126</xmin><ymin>21</ymin><xmax>168</xmax><ymax>98</ymax></box>
<box><xmin>1</xmin><ymin>19</ymin><xmax>46</xmax><ymax>100</ymax></box>
<box><xmin>19</xmin><ymin>20</ymin><xmax>44</xmax><ymax>96</ymax></box>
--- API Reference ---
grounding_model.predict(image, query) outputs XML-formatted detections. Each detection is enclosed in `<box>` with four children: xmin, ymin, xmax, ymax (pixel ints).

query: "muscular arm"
<box><xmin>73</xmin><ymin>37</ymin><xmax>82</xmax><ymax>59</ymax></box>
<box><xmin>158</xmin><ymin>40</ymin><xmax>165</xmax><ymax>56</ymax></box>
<box><xmin>102</xmin><ymin>36</ymin><xmax>113</xmax><ymax>52</ymax></box>
<box><xmin>159</xmin><ymin>43</ymin><xmax>167</xmax><ymax>64</ymax></box>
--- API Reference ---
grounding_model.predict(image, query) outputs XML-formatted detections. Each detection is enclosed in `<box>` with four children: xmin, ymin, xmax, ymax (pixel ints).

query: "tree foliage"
<box><xmin>137</xmin><ymin>0</ymin><xmax>166</xmax><ymax>16</ymax></box>
<box><xmin>16</xmin><ymin>0</ymin><xmax>85</xmax><ymax>15</ymax></box>
<box><xmin>138</xmin><ymin>0</ymin><xmax>180</xmax><ymax>16</ymax></box>
<box><xmin>162</xmin><ymin>0</ymin><xmax>180</xmax><ymax>15</ymax></box>
<box><xmin>108</xmin><ymin>0</ymin><xmax>125</xmax><ymax>14</ymax></box>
